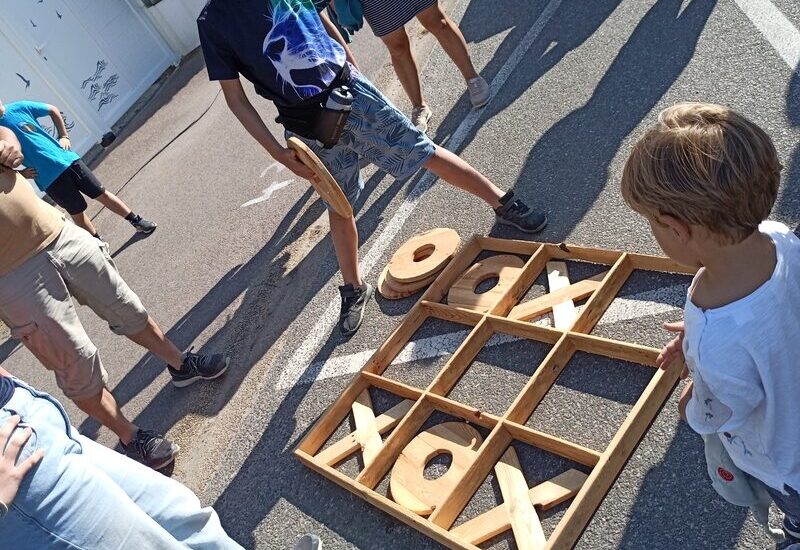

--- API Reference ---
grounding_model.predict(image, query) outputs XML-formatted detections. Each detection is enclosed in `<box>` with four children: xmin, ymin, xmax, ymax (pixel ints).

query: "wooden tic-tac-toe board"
<box><xmin>295</xmin><ymin>236</ymin><xmax>696</xmax><ymax>550</ymax></box>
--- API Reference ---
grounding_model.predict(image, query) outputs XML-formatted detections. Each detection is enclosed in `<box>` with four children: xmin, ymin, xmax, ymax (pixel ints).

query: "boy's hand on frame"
<box><xmin>656</xmin><ymin>320</ymin><xmax>685</xmax><ymax>372</ymax></box>
<box><xmin>20</xmin><ymin>167</ymin><xmax>38</xmax><ymax>180</ymax></box>
<box><xmin>58</xmin><ymin>137</ymin><xmax>71</xmax><ymax>151</ymax></box>
<box><xmin>276</xmin><ymin>147</ymin><xmax>318</xmax><ymax>183</ymax></box>
<box><xmin>0</xmin><ymin>415</ymin><xmax>44</xmax><ymax>508</ymax></box>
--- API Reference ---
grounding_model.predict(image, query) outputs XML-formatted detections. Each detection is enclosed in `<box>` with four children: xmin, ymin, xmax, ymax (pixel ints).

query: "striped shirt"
<box><xmin>362</xmin><ymin>0</ymin><xmax>437</xmax><ymax>37</ymax></box>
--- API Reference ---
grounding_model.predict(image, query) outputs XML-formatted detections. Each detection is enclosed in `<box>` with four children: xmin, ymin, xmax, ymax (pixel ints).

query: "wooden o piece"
<box><xmin>447</xmin><ymin>254</ymin><xmax>525</xmax><ymax>311</ymax></box>
<box><xmin>387</xmin><ymin>228</ymin><xmax>460</xmax><ymax>284</ymax></box>
<box><xmin>378</xmin><ymin>265</ymin><xmax>438</xmax><ymax>300</ymax></box>
<box><xmin>287</xmin><ymin>136</ymin><xmax>353</xmax><ymax>219</ymax></box>
<box><xmin>390</xmin><ymin>422</ymin><xmax>483</xmax><ymax>516</ymax></box>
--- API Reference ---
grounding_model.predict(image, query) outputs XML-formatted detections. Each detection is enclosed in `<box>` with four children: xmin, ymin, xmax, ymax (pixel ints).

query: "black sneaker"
<box><xmin>785</xmin><ymin>516</ymin><xmax>800</xmax><ymax>539</ymax></box>
<box><xmin>339</xmin><ymin>283</ymin><xmax>374</xmax><ymax>336</ymax></box>
<box><xmin>129</xmin><ymin>214</ymin><xmax>157</xmax><ymax>234</ymax></box>
<box><xmin>121</xmin><ymin>429</ymin><xmax>179</xmax><ymax>470</ymax></box>
<box><xmin>494</xmin><ymin>191</ymin><xmax>548</xmax><ymax>233</ymax></box>
<box><xmin>168</xmin><ymin>348</ymin><xmax>230</xmax><ymax>388</ymax></box>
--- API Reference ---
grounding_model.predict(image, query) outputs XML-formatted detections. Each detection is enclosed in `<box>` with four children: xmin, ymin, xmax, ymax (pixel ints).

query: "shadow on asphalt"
<box><xmin>775</xmin><ymin>62</ymin><xmax>800</xmax><ymax>224</ymax></box>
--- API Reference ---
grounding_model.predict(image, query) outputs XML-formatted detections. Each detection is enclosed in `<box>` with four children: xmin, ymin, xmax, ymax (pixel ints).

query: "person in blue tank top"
<box><xmin>0</xmin><ymin>99</ymin><xmax>156</xmax><ymax>240</ymax></box>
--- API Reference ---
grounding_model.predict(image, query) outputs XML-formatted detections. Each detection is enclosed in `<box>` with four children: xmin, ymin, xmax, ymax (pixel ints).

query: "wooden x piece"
<box><xmin>509</xmin><ymin>271</ymin><xmax>608</xmax><ymax>322</ymax></box>
<box><xmin>315</xmin><ymin>396</ymin><xmax>414</xmax><ymax>468</ymax></box>
<box><xmin>451</xmin><ymin>467</ymin><xmax>588</xmax><ymax>546</ymax></box>
<box><xmin>547</xmin><ymin>262</ymin><xmax>575</xmax><ymax>330</ymax></box>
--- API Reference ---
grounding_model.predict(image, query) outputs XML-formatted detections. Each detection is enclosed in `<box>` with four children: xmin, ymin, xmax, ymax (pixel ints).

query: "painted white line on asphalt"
<box><xmin>278</xmin><ymin>283</ymin><xmax>685</xmax><ymax>389</ymax></box>
<box><xmin>241</xmin><ymin>179</ymin><xmax>295</xmax><ymax>208</ymax></box>
<box><xmin>734</xmin><ymin>0</ymin><xmax>800</xmax><ymax>70</ymax></box>
<box><xmin>276</xmin><ymin>0</ymin><xmax>564</xmax><ymax>390</ymax></box>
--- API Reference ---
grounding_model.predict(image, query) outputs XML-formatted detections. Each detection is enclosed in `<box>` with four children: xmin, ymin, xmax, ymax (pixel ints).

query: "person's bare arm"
<box><xmin>46</xmin><ymin>105</ymin><xmax>71</xmax><ymax>150</ymax></box>
<box><xmin>0</xmin><ymin>127</ymin><xmax>24</xmax><ymax>172</ymax></box>
<box><xmin>218</xmin><ymin>79</ymin><xmax>315</xmax><ymax>180</ymax></box>
<box><xmin>319</xmin><ymin>7</ymin><xmax>359</xmax><ymax>70</ymax></box>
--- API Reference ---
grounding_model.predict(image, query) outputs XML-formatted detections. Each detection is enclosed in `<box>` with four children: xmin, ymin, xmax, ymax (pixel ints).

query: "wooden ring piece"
<box><xmin>287</xmin><ymin>136</ymin><xmax>353</xmax><ymax>218</ymax></box>
<box><xmin>447</xmin><ymin>254</ymin><xmax>525</xmax><ymax>311</ymax></box>
<box><xmin>390</xmin><ymin>422</ymin><xmax>483</xmax><ymax>516</ymax></box>
<box><xmin>387</xmin><ymin>228</ymin><xmax>460</xmax><ymax>284</ymax></box>
<box><xmin>378</xmin><ymin>264</ymin><xmax>438</xmax><ymax>300</ymax></box>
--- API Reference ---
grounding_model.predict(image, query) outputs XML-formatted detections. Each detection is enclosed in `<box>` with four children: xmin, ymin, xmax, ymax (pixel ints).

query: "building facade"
<box><xmin>0</xmin><ymin>0</ymin><xmax>207</xmax><ymax>154</ymax></box>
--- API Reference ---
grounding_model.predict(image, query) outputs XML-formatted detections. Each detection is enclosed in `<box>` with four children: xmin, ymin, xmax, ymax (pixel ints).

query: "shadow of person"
<box><xmin>509</xmin><ymin>0</ymin><xmax>717</xmax><ymax>241</ymax></box>
<box><xmin>773</xmin><ymin>63</ymin><xmax>800</xmax><ymax>226</ymax></box>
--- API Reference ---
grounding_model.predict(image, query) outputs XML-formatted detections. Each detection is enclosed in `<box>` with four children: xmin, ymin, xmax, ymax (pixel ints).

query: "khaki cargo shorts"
<box><xmin>0</xmin><ymin>223</ymin><xmax>149</xmax><ymax>400</ymax></box>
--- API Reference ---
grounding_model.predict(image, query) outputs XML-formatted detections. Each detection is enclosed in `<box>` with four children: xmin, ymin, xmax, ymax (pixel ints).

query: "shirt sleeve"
<box><xmin>197</xmin><ymin>20</ymin><xmax>239</xmax><ymax>81</ymax></box>
<box><xmin>19</xmin><ymin>101</ymin><xmax>50</xmax><ymax>119</ymax></box>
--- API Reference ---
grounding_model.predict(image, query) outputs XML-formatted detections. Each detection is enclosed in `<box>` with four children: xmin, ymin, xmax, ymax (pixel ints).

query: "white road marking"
<box><xmin>734</xmin><ymin>0</ymin><xmax>800</xmax><ymax>70</ymax></box>
<box><xmin>276</xmin><ymin>0</ymin><xmax>565</xmax><ymax>390</ymax></box>
<box><xmin>241</xmin><ymin>179</ymin><xmax>295</xmax><ymax>208</ymax></box>
<box><xmin>278</xmin><ymin>283</ymin><xmax>686</xmax><ymax>389</ymax></box>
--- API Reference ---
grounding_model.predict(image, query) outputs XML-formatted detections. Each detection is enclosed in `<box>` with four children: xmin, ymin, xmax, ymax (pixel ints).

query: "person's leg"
<box><xmin>329</xmin><ymin>210</ymin><xmax>362</xmax><ymax>287</ymax></box>
<box><xmin>423</xmin><ymin>146</ymin><xmax>503</xmax><ymax>207</ymax></box>
<box><xmin>69</xmin><ymin>211</ymin><xmax>99</xmax><ymax>235</ymax></box>
<box><xmin>45</xmin><ymin>164</ymin><xmax>98</xmax><ymax>236</ymax></box>
<box><xmin>72</xmin><ymin>387</ymin><xmax>138</xmax><ymax>444</ymax></box>
<box><xmin>417</xmin><ymin>3</ymin><xmax>478</xmax><ymax>81</ymax></box>
<box><xmin>381</xmin><ymin>27</ymin><xmax>425</xmax><ymax>108</ymax></box>
<box><xmin>766</xmin><ymin>484</ymin><xmax>800</xmax><ymax>538</ymax></box>
<box><xmin>95</xmin><ymin>189</ymin><xmax>132</xmax><ymax>217</ymax></box>
<box><xmin>126</xmin><ymin>316</ymin><xmax>184</xmax><ymax>369</ymax></box>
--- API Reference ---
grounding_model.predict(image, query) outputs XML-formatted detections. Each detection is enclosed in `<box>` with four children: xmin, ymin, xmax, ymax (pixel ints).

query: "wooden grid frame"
<box><xmin>295</xmin><ymin>237</ymin><xmax>696</xmax><ymax>549</ymax></box>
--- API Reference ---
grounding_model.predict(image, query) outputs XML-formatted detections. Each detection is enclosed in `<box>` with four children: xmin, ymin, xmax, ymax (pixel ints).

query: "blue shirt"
<box><xmin>197</xmin><ymin>0</ymin><xmax>346</xmax><ymax>106</ymax></box>
<box><xmin>0</xmin><ymin>101</ymin><xmax>80</xmax><ymax>190</ymax></box>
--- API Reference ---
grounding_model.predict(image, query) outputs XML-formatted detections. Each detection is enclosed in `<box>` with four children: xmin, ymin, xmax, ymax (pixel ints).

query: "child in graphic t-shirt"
<box><xmin>197</xmin><ymin>0</ymin><xmax>549</xmax><ymax>336</ymax></box>
<box><xmin>0</xmin><ymin>99</ymin><xmax>156</xmax><ymax>240</ymax></box>
<box><xmin>621</xmin><ymin>102</ymin><xmax>800</xmax><ymax>541</ymax></box>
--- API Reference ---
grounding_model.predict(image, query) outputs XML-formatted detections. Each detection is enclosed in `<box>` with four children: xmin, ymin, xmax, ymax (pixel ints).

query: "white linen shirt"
<box><xmin>683</xmin><ymin>221</ymin><xmax>800</xmax><ymax>493</ymax></box>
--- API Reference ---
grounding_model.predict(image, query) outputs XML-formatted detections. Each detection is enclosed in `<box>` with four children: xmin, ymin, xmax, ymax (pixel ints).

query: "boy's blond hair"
<box><xmin>621</xmin><ymin>102</ymin><xmax>782</xmax><ymax>243</ymax></box>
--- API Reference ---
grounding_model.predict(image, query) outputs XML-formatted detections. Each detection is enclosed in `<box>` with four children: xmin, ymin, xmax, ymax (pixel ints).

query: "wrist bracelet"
<box><xmin>0</xmin><ymin>500</ymin><xmax>8</xmax><ymax>518</ymax></box>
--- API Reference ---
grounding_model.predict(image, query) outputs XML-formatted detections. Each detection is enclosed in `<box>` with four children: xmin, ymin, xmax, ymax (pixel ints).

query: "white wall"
<box><xmin>139</xmin><ymin>0</ymin><xmax>207</xmax><ymax>56</ymax></box>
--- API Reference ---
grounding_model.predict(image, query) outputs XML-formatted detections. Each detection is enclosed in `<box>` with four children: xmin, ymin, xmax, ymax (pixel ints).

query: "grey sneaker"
<box><xmin>495</xmin><ymin>191</ymin><xmax>548</xmax><ymax>233</ymax></box>
<box><xmin>294</xmin><ymin>534</ymin><xmax>322</xmax><ymax>550</ymax></box>
<box><xmin>121</xmin><ymin>429</ymin><xmax>179</xmax><ymax>470</ymax></box>
<box><xmin>785</xmin><ymin>516</ymin><xmax>800</xmax><ymax>539</ymax></box>
<box><xmin>411</xmin><ymin>105</ymin><xmax>433</xmax><ymax>133</ymax></box>
<box><xmin>129</xmin><ymin>214</ymin><xmax>157</xmax><ymax>234</ymax></box>
<box><xmin>339</xmin><ymin>283</ymin><xmax>374</xmax><ymax>336</ymax></box>
<box><xmin>167</xmin><ymin>348</ymin><xmax>230</xmax><ymax>388</ymax></box>
<box><xmin>467</xmin><ymin>76</ymin><xmax>490</xmax><ymax>108</ymax></box>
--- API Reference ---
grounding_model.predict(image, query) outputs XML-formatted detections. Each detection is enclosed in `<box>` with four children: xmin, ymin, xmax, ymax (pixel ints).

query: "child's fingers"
<box><xmin>18</xmin><ymin>448</ymin><xmax>44</xmax><ymax>474</ymax></box>
<box><xmin>0</xmin><ymin>416</ymin><xmax>21</xmax><ymax>447</ymax></box>
<box><xmin>663</xmin><ymin>321</ymin><xmax>684</xmax><ymax>333</ymax></box>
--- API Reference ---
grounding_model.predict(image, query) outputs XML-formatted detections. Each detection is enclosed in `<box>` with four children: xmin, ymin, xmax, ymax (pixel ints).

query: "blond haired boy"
<box><xmin>621</xmin><ymin>102</ymin><xmax>800</xmax><ymax>541</ymax></box>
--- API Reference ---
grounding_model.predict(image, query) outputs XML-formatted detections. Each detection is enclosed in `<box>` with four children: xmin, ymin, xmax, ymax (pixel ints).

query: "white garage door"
<box><xmin>0</xmin><ymin>0</ymin><xmax>177</xmax><ymax>153</ymax></box>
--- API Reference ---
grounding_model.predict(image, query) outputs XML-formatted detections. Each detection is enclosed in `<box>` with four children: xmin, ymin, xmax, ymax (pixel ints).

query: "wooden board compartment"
<box><xmin>296</xmin><ymin>237</ymin><xmax>695</xmax><ymax>549</ymax></box>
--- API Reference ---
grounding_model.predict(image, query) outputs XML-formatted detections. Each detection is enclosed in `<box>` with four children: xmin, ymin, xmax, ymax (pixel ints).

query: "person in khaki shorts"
<box><xmin>0</xmin><ymin>127</ymin><xmax>230</xmax><ymax>470</ymax></box>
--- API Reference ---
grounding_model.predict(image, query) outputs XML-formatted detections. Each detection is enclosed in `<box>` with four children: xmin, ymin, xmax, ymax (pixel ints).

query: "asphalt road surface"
<box><xmin>3</xmin><ymin>1</ymin><xmax>800</xmax><ymax>549</ymax></box>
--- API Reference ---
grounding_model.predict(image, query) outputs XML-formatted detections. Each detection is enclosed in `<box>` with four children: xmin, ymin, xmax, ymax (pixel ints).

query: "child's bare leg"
<box><xmin>329</xmin><ymin>210</ymin><xmax>363</xmax><ymax>286</ymax></box>
<box><xmin>72</xmin><ymin>387</ymin><xmax>138</xmax><ymax>444</ymax></box>
<box><xmin>423</xmin><ymin>147</ymin><xmax>503</xmax><ymax>208</ymax></box>
<box><xmin>95</xmin><ymin>190</ymin><xmax>132</xmax><ymax>218</ymax></box>
<box><xmin>71</xmin><ymin>212</ymin><xmax>99</xmax><ymax>237</ymax></box>
<box><xmin>417</xmin><ymin>5</ymin><xmax>478</xmax><ymax>81</ymax></box>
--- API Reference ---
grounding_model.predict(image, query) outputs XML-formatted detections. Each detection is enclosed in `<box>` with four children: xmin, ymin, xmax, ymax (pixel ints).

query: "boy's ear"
<box><xmin>658</xmin><ymin>213</ymin><xmax>692</xmax><ymax>243</ymax></box>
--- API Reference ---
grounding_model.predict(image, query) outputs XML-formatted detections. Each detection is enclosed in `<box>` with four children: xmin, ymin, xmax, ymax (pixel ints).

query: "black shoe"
<box><xmin>129</xmin><ymin>214</ymin><xmax>157</xmax><ymax>234</ymax></box>
<box><xmin>494</xmin><ymin>191</ymin><xmax>548</xmax><ymax>233</ymax></box>
<box><xmin>168</xmin><ymin>348</ymin><xmax>230</xmax><ymax>388</ymax></box>
<box><xmin>121</xmin><ymin>429</ymin><xmax>179</xmax><ymax>470</ymax></box>
<box><xmin>785</xmin><ymin>516</ymin><xmax>800</xmax><ymax>539</ymax></box>
<box><xmin>339</xmin><ymin>283</ymin><xmax>374</xmax><ymax>336</ymax></box>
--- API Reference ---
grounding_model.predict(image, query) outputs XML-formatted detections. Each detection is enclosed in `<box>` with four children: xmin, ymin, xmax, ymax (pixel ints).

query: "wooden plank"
<box><xmin>315</xmin><ymin>399</ymin><xmax>414</xmax><ymax>467</ymax></box>
<box><xmin>364</xmin><ymin>302</ymin><xmax>428</xmax><ymax>374</ymax></box>
<box><xmin>448</xmin><ymin>255</ymin><xmax>525</xmax><ymax>311</ymax></box>
<box><xmin>296</xmin><ymin>450</ymin><xmax>479</xmax><ymax>550</ymax></box>
<box><xmin>495</xmin><ymin>446</ymin><xmax>546</xmax><ymax>550</ymax></box>
<box><xmin>545</xmin><ymin>359</ymin><xmax>683</xmax><ymax>549</ymax></box>
<box><xmin>362</xmin><ymin>372</ymin><xmax>425</xmax><ymax>401</ymax></box>
<box><xmin>429</xmin><ymin>318</ymin><xmax>493</xmax><ymax>395</ymax></box>
<box><xmin>571</xmin><ymin>254</ymin><xmax>633</xmax><ymax>334</ymax></box>
<box><xmin>504</xmin><ymin>421</ymin><xmax>601</xmax><ymax>467</ymax></box>
<box><xmin>430</xmin><ymin>427</ymin><xmax>513</xmax><ymax>529</ymax></box>
<box><xmin>485</xmin><ymin>315</ymin><xmax>563</xmax><ymax>345</ymax></box>
<box><xmin>422</xmin><ymin>301</ymin><xmax>485</xmax><ymax>326</ymax></box>
<box><xmin>351</xmin><ymin>390</ymin><xmax>383</xmax><ymax>468</ymax></box>
<box><xmin>489</xmin><ymin>245</ymin><xmax>550</xmax><ymax>318</ymax></box>
<box><xmin>508</xmin><ymin>272</ymin><xmax>606</xmax><ymax>322</ymax></box>
<box><xmin>567</xmin><ymin>332</ymin><xmax>659</xmax><ymax>366</ymax></box>
<box><xmin>543</xmin><ymin>243</ymin><xmax>622</xmax><ymax>265</ymax></box>
<box><xmin>626</xmin><ymin>252</ymin><xmax>698</xmax><ymax>275</ymax></box>
<box><xmin>547</xmin><ymin>261</ymin><xmax>576</xmax><ymax>330</ymax></box>
<box><xmin>425</xmin><ymin>391</ymin><xmax>501</xmax><ymax>429</ymax></box>
<box><xmin>477</xmin><ymin>236</ymin><xmax>543</xmax><ymax>256</ymax></box>
<box><xmin>421</xmin><ymin>238</ymin><xmax>484</xmax><ymax>304</ymax></box>
<box><xmin>356</xmin><ymin>398</ymin><xmax>434</xmax><ymax>489</ymax></box>
<box><xmin>452</xmin><ymin>469</ymin><xmax>588</xmax><ymax>546</ymax></box>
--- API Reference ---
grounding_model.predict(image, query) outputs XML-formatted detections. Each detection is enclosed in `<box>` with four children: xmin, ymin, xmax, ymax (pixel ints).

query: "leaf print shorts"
<box><xmin>286</xmin><ymin>64</ymin><xmax>436</xmax><ymax>210</ymax></box>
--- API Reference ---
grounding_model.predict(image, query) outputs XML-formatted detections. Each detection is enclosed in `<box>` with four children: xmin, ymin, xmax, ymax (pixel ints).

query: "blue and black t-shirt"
<box><xmin>197</xmin><ymin>0</ymin><xmax>346</xmax><ymax>106</ymax></box>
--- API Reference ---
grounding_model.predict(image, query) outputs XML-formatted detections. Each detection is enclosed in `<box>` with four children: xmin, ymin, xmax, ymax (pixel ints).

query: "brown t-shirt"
<box><xmin>0</xmin><ymin>169</ymin><xmax>64</xmax><ymax>276</ymax></box>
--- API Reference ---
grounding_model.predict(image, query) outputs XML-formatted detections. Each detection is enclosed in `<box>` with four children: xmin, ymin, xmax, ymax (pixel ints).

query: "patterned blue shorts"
<box><xmin>287</xmin><ymin>67</ymin><xmax>436</xmax><ymax>210</ymax></box>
